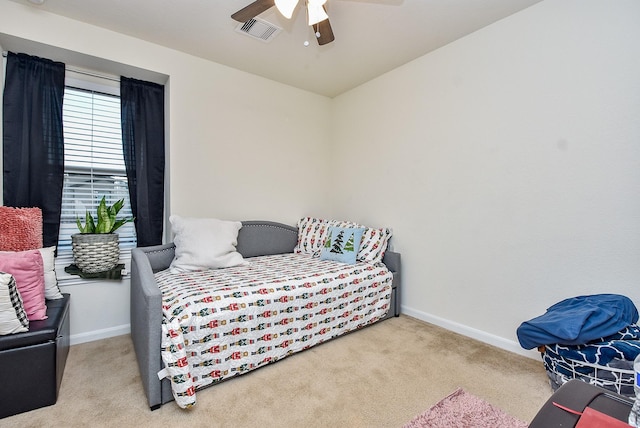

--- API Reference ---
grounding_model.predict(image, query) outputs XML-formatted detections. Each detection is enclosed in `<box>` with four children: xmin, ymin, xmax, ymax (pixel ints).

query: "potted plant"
<box><xmin>71</xmin><ymin>196</ymin><xmax>134</xmax><ymax>273</ymax></box>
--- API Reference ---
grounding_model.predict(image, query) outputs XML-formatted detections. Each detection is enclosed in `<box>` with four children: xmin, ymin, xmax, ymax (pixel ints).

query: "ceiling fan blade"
<box><xmin>314</xmin><ymin>18</ymin><xmax>335</xmax><ymax>45</ymax></box>
<box><xmin>231</xmin><ymin>0</ymin><xmax>275</xmax><ymax>22</ymax></box>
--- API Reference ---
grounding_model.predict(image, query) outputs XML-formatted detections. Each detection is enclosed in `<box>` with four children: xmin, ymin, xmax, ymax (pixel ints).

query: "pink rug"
<box><xmin>403</xmin><ymin>388</ymin><xmax>529</xmax><ymax>428</ymax></box>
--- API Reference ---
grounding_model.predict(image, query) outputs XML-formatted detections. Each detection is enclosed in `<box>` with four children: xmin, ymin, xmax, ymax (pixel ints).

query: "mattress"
<box><xmin>155</xmin><ymin>253</ymin><xmax>393</xmax><ymax>408</ymax></box>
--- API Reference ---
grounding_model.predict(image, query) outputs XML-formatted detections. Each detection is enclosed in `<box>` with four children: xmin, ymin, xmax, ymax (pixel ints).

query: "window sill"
<box><xmin>55</xmin><ymin>257</ymin><xmax>131</xmax><ymax>287</ymax></box>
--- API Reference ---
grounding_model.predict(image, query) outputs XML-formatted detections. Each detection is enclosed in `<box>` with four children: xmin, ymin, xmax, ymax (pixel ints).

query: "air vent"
<box><xmin>236</xmin><ymin>18</ymin><xmax>282</xmax><ymax>43</ymax></box>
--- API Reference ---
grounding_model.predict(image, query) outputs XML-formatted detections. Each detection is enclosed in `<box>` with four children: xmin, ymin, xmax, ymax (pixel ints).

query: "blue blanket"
<box><xmin>517</xmin><ymin>294</ymin><xmax>638</xmax><ymax>350</ymax></box>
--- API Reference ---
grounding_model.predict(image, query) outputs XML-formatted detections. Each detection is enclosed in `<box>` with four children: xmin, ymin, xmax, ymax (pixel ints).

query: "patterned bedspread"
<box><xmin>155</xmin><ymin>253</ymin><xmax>393</xmax><ymax>408</ymax></box>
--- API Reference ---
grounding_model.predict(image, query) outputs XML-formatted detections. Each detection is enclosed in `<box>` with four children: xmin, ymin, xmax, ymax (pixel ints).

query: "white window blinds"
<box><xmin>57</xmin><ymin>86</ymin><xmax>136</xmax><ymax>258</ymax></box>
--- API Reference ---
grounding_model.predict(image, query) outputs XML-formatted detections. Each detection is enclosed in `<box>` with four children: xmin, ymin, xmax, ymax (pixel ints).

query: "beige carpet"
<box><xmin>3</xmin><ymin>316</ymin><xmax>552</xmax><ymax>427</ymax></box>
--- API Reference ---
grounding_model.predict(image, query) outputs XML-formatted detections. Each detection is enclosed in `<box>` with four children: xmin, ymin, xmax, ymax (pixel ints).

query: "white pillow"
<box><xmin>0</xmin><ymin>272</ymin><xmax>29</xmax><ymax>335</ymax></box>
<box><xmin>169</xmin><ymin>216</ymin><xmax>245</xmax><ymax>273</ymax></box>
<box><xmin>38</xmin><ymin>246</ymin><xmax>64</xmax><ymax>300</ymax></box>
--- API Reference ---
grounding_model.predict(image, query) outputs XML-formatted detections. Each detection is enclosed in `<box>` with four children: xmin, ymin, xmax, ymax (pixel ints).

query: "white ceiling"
<box><xmin>10</xmin><ymin>0</ymin><xmax>543</xmax><ymax>98</ymax></box>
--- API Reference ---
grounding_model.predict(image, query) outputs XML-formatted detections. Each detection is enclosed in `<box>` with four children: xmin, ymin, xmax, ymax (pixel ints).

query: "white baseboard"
<box><xmin>70</xmin><ymin>324</ymin><xmax>131</xmax><ymax>346</ymax></box>
<box><xmin>69</xmin><ymin>309</ymin><xmax>540</xmax><ymax>361</ymax></box>
<box><xmin>401</xmin><ymin>305</ymin><xmax>540</xmax><ymax>360</ymax></box>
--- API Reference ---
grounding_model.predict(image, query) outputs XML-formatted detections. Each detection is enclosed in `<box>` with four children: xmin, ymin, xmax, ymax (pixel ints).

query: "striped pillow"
<box><xmin>0</xmin><ymin>272</ymin><xmax>29</xmax><ymax>335</ymax></box>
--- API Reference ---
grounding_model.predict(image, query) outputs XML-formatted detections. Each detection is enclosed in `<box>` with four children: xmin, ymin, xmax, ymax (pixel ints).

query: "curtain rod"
<box><xmin>2</xmin><ymin>50</ymin><xmax>120</xmax><ymax>83</ymax></box>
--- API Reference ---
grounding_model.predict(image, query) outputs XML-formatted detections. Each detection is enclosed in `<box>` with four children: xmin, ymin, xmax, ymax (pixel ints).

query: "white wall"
<box><xmin>0</xmin><ymin>1</ymin><xmax>333</xmax><ymax>344</ymax></box>
<box><xmin>332</xmin><ymin>0</ymin><xmax>640</xmax><ymax>357</ymax></box>
<box><xmin>2</xmin><ymin>0</ymin><xmax>640</xmax><ymax>357</ymax></box>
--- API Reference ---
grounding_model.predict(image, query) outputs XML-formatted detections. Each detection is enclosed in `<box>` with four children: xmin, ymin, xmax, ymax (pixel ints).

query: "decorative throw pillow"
<box><xmin>0</xmin><ymin>206</ymin><xmax>43</xmax><ymax>251</ymax></box>
<box><xmin>38</xmin><ymin>247</ymin><xmax>63</xmax><ymax>300</ymax></box>
<box><xmin>0</xmin><ymin>250</ymin><xmax>47</xmax><ymax>320</ymax></box>
<box><xmin>354</xmin><ymin>226</ymin><xmax>393</xmax><ymax>264</ymax></box>
<box><xmin>169</xmin><ymin>215</ymin><xmax>245</xmax><ymax>273</ymax></box>
<box><xmin>330</xmin><ymin>220</ymin><xmax>392</xmax><ymax>263</ymax></box>
<box><xmin>320</xmin><ymin>227</ymin><xmax>365</xmax><ymax>265</ymax></box>
<box><xmin>293</xmin><ymin>217</ymin><xmax>329</xmax><ymax>257</ymax></box>
<box><xmin>295</xmin><ymin>217</ymin><xmax>393</xmax><ymax>264</ymax></box>
<box><xmin>0</xmin><ymin>250</ymin><xmax>47</xmax><ymax>321</ymax></box>
<box><xmin>0</xmin><ymin>272</ymin><xmax>29</xmax><ymax>335</ymax></box>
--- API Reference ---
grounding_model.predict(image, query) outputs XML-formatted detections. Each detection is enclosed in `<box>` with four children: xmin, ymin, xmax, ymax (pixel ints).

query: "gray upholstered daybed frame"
<box><xmin>130</xmin><ymin>220</ymin><xmax>402</xmax><ymax>410</ymax></box>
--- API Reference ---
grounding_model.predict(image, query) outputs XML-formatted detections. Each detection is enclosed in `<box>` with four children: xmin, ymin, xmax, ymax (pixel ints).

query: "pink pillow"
<box><xmin>0</xmin><ymin>207</ymin><xmax>43</xmax><ymax>251</ymax></box>
<box><xmin>0</xmin><ymin>250</ymin><xmax>47</xmax><ymax>320</ymax></box>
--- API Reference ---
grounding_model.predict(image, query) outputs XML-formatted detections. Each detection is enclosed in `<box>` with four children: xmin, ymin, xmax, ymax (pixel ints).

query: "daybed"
<box><xmin>131</xmin><ymin>220</ymin><xmax>401</xmax><ymax>409</ymax></box>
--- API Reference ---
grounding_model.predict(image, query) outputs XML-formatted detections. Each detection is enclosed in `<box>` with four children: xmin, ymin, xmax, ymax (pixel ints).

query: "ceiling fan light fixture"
<box><xmin>307</xmin><ymin>0</ymin><xmax>328</xmax><ymax>26</ymax></box>
<box><xmin>274</xmin><ymin>0</ymin><xmax>298</xmax><ymax>19</ymax></box>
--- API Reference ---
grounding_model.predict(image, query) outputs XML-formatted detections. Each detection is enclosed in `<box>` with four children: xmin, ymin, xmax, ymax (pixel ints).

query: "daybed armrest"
<box><xmin>382</xmin><ymin>251</ymin><xmax>400</xmax><ymax>274</ymax></box>
<box><xmin>382</xmin><ymin>251</ymin><xmax>402</xmax><ymax>317</ymax></box>
<box><xmin>130</xmin><ymin>244</ymin><xmax>174</xmax><ymax>409</ymax></box>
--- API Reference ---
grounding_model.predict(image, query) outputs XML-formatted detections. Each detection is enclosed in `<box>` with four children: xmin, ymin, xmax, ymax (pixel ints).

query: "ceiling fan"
<box><xmin>231</xmin><ymin>0</ymin><xmax>335</xmax><ymax>46</ymax></box>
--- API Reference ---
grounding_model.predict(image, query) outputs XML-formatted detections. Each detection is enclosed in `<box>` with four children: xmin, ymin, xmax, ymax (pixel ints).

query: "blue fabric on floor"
<box><xmin>516</xmin><ymin>294</ymin><xmax>638</xmax><ymax>350</ymax></box>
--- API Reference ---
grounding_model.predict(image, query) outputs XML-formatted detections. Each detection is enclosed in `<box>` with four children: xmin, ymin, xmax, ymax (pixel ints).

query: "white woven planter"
<box><xmin>71</xmin><ymin>233</ymin><xmax>120</xmax><ymax>273</ymax></box>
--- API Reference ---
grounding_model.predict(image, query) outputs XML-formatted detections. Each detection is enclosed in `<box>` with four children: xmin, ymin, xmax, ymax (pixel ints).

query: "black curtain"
<box><xmin>120</xmin><ymin>76</ymin><xmax>165</xmax><ymax>247</ymax></box>
<box><xmin>3</xmin><ymin>52</ymin><xmax>65</xmax><ymax>248</ymax></box>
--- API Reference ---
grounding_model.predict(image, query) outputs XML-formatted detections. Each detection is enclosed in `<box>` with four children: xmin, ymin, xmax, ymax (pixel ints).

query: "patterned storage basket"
<box><xmin>540</xmin><ymin>344</ymin><xmax>636</xmax><ymax>397</ymax></box>
<box><xmin>71</xmin><ymin>233</ymin><xmax>120</xmax><ymax>273</ymax></box>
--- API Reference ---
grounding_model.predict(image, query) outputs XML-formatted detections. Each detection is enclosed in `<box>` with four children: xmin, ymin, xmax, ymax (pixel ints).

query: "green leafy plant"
<box><xmin>76</xmin><ymin>196</ymin><xmax>134</xmax><ymax>234</ymax></box>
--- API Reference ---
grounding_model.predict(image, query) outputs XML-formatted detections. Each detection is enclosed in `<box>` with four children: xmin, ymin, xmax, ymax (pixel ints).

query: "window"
<box><xmin>56</xmin><ymin>80</ymin><xmax>136</xmax><ymax>263</ymax></box>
